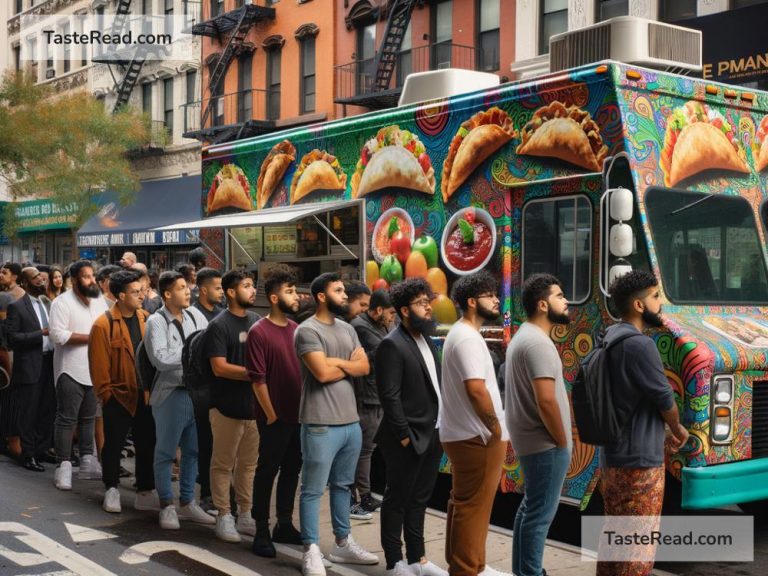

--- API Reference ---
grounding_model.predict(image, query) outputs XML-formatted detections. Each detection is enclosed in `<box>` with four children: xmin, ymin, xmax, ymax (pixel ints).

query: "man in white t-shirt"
<box><xmin>49</xmin><ymin>260</ymin><xmax>109</xmax><ymax>491</ymax></box>
<box><xmin>440</xmin><ymin>271</ymin><xmax>510</xmax><ymax>576</ymax></box>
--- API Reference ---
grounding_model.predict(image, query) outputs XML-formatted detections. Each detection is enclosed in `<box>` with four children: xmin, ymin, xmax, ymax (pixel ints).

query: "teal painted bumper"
<box><xmin>683</xmin><ymin>458</ymin><xmax>768</xmax><ymax>509</ymax></box>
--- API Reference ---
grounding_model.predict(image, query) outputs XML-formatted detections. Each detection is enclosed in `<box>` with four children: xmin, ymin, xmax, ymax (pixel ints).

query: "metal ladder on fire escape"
<box><xmin>107</xmin><ymin>0</ymin><xmax>150</xmax><ymax>113</ymax></box>
<box><xmin>199</xmin><ymin>6</ymin><xmax>260</xmax><ymax>131</ymax></box>
<box><xmin>372</xmin><ymin>0</ymin><xmax>418</xmax><ymax>92</ymax></box>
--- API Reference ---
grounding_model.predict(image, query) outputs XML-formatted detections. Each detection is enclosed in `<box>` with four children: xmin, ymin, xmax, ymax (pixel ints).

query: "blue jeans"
<box><xmin>300</xmin><ymin>423</ymin><xmax>362</xmax><ymax>545</ymax></box>
<box><xmin>513</xmin><ymin>447</ymin><xmax>571</xmax><ymax>576</ymax></box>
<box><xmin>152</xmin><ymin>388</ymin><xmax>198</xmax><ymax>506</ymax></box>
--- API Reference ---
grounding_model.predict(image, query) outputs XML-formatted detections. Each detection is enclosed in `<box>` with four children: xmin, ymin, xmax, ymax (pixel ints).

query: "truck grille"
<box><xmin>752</xmin><ymin>380</ymin><xmax>768</xmax><ymax>458</ymax></box>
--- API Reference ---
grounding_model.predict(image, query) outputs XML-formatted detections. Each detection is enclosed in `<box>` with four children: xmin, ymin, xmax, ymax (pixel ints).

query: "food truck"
<box><xmin>161</xmin><ymin>60</ymin><xmax>768</xmax><ymax>513</ymax></box>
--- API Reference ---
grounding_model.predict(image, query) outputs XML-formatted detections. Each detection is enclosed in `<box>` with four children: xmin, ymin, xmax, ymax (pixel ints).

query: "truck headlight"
<box><xmin>713</xmin><ymin>376</ymin><xmax>733</xmax><ymax>404</ymax></box>
<box><xmin>712</xmin><ymin>406</ymin><xmax>732</xmax><ymax>442</ymax></box>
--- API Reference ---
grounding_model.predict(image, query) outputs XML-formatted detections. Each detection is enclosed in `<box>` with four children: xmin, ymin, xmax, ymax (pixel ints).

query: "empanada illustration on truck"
<box><xmin>441</xmin><ymin>107</ymin><xmax>517</xmax><ymax>202</ymax></box>
<box><xmin>661</xmin><ymin>101</ymin><xmax>749</xmax><ymax>186</ymax></box>
<box><xmin>290</xmin><ymin>149</ymin><xmax>347</xmax><ymax>204</ymax></box>
<box><xmin>517</xmin><ymin>101</ymin><xmax>608</xmax><ymax>172</ymax></box>
<box><xmin>256</xmin><ymin>140</ymin><xmax>296</xmax><ymax>209</ymax></box>
<box><xmin>351</xmin><ymin>125</ymin><xmax>435</xmax><ymax>197</ymax></box>
<box><xmin>207</xmin><ymin>164</ymin><xmax>252</xmax><ymax>214</ymax></box>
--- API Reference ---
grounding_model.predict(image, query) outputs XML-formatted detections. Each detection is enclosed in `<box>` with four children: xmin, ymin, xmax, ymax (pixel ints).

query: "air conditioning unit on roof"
<box><xmin>549</xmin><ymin>16</ymin><xmax>702</xmax><ymax>76</ymax></box>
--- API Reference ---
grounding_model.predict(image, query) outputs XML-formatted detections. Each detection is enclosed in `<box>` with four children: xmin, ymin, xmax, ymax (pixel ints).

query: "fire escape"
<box><xmin>335</xmin><ymin>0</ymin><xmax>418</xmax><ymax>110</ymax></box>
<box><xmin>184</xmin><ymin>3</ymin><xmax>276</xmax><ymax>144</ymax></box>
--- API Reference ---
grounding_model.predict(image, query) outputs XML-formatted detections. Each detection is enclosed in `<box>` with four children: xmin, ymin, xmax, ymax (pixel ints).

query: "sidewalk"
<box><xmin>301</xmin><ymin>494</ymin><xmax>678</xmax><ymax>576</ymax></box>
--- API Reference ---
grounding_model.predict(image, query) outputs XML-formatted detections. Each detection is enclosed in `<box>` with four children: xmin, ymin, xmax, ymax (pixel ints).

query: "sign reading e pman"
<box><xmin>581</xmin><ymin>516</ymin><xmax>754</xmax><ymax>562</ymax></box>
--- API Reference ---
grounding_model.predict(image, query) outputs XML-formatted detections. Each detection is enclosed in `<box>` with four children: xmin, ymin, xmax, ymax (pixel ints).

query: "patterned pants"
<box><xmin>596</xmin><ymin>465</ymin><xmax>665</xmax><ymax>576</ymax></box>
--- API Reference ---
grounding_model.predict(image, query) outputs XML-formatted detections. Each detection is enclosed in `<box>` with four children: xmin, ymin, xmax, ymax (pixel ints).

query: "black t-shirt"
<box><xmin>205</xmin><ymin>309</ymin><xmax>261</xmax><ymax>419</ymax></box>
<box><xmin>194</xmin><ymin>301</ymin><xmax>224</xmax><ymax>323</ymax></box>
<box><xmin>123</xmin><ymin>313</ymin><xmax>142</xmax><ymax>354</ymax></box>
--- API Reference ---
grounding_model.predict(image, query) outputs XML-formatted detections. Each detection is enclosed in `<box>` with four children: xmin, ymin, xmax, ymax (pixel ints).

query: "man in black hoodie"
<box><xmin>598</xmin><ymin>271</ymin><xmax>689</xmax><ymax>576</ymax></box>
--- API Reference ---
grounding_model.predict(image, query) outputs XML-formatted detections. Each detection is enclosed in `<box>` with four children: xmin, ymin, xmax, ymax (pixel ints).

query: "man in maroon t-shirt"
<box><xmin>246</xmin><ymin>266</ymin><xmax>303</xmax><ymax>558</ymax></box>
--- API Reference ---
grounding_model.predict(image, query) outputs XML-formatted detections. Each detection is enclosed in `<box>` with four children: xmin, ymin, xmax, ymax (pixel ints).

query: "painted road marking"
<box><xmin>119</xmin><ymin>541</ymin><xmax>264</xmax><ymax>575</ymax></box>
<box><xmin>63</xmin><ymin>523</ymin><xmax>117</xmax><ymax>544</ymax></box>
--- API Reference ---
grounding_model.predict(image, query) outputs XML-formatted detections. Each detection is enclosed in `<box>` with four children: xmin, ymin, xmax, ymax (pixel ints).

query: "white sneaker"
<box><xmin>159</xmin><ymin>505</ymin><xmax>180</xmax><ymax>530</ymax></box>
<box><xmin>78</xmin><ymin>455</ymin><xmax>102</xmax><ymax>480</ymax></box>
<box><xmin>479</xmin><ymin>566</ymin><xmax>513</xmax><ymax>576</ymax></box>
<box><xmin>327</xmin><ymin>534</ymin><xmax>379</xmax><ymax>565</ymax></box>
<box><xmin>387</xmin><ymin>560</ymin><xmax>416</xmax><ymax>575</ymax></box>
<box><xmin>236</xmin><ymin>514</ymin><xmax>256</xmax><ymax>536</ymax></box>
<box><xmin>178</xmin><ymin>500</ymin><xmax>216</xmax><ymax>525</ymax></box>
<box><xmin>134</xmin><ymin>490</ymin><xmax>161</xmax><ymax>511</ymax></box>
<box><xmin>103</xmin><ymin>487</ymin><xmax>121</xmax><ymax>513</ymax></box>
<box><xmin>215</xmin><ymin>513</ymin><xmax>242</xmax><ymax>543</ymax></box>
<box><xmin>302</xmin><ymin>543</ymin><xmax>327</xmax><ymax>576</ymax></box>
<box><xmin>410</xmin><ymin>560</ymin><xmax>448</xmax><ymax>576</ymax></box>
<box><xmin>54</xmin><ymin>461</ymin><xmax>72</xmax><ymax>491</ymax></box>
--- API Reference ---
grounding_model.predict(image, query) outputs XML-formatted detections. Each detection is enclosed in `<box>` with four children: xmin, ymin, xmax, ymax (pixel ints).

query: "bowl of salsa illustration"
<box><xmin>372</xmin><ymin>207</ymin><xmax>415</xmax><ymax>264</ymax></box>
<box><xmin>441</xmin><ymin>207</ymin><xmax>497</xmax><ymax>276</ymax></box>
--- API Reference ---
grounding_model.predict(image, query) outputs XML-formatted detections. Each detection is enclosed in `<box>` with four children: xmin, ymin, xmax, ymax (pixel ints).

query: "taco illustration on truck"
<box><xmin>290</xmin><ymin>149</ymin><xmax>347</xmax><ymax>204</ymax></box>
<box><xmin>256</xmin><ymin>140</ymin><xmax>296</xmax><ymax>209</ymax></box>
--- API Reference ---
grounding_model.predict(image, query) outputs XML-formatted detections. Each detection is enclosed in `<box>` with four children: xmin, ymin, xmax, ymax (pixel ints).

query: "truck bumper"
<box><xmin>683</xmin><ymin>457</ymin><xmax>768</xmax><ymax>509</ymax></box>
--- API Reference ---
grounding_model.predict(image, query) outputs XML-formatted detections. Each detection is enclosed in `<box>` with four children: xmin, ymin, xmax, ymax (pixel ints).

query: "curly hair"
<box><xmin>451</xmin><ymin>270</ymin><xmax>497</xmax><ymax>313</ymax></box>
<box><xmin>609</xmin><ymin>270</ymin><xmax>658</xmax><ymax>316</ymax></box>
<box><xmin>310</xmin><ymin>272</ymin><xmax>341</xmax><ymax>300</ymax></box>
<box><xmin>389</xmin><ymin>278</ymin><xmax>433</xmax><ymax>319</ymax></box>
<box><xmin>109</xmin><ymin>270</ymin><xmax>141</xmax><ymax>297</ymax></box>
<box><xmin>521</xmin><ymin>273</ymin><xmax>562</xmax><ymax>318</ymax></box>
<box><xmin>264</xmin><ymin>264</ymin><xmax>297</xmax><ymax>297</ymax></box>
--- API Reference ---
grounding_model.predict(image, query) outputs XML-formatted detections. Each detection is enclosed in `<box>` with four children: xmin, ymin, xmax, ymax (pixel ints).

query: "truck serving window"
<box><xmin>646</xmin><ymin>188</ymin><xmax>768</xmax><ymax>304</ymax></box>
<box><xmin>522</xmin><ymin>196</ymin><xmax>591</xmax><ymax>303</ymax></box>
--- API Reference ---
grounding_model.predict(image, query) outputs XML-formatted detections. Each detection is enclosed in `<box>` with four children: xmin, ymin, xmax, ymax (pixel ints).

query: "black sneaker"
<box><xmin>252</xmin><ymin>529</ymin><xmax>276</xmax><ymax>558</ymax></box>
<box><xmin>360</xmin><ymin>493</ymin><xmax>382</xmax><ymax>513</ymax></box>
<box><xmin>272</xmin><ymin>522</ymin><xmax>302</xmax><ymax>545</ymax></box>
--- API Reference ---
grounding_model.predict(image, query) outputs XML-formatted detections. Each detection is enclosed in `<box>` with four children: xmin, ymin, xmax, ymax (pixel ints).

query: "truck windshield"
<box><xmin>645</xmin><ymin>188</ymin><xmax>768</xmax><ymax>304</ymax></box>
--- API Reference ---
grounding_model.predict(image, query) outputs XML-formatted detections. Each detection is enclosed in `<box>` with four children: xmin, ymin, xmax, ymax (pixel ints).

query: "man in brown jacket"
<box><xmin>88</xmin><ymin>270</ymin><xmax>157</xmax><ymax>514</ymax></box>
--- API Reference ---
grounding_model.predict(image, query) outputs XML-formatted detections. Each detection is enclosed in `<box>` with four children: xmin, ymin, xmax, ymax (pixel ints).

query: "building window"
<box><xmin>356</xmin><ymin>22</ymin><xmax>376</xmax><ymax>94</ymax></box>
<box><xmin>13</xmin><ymin>45</ymin><xmax>21</xmax><ymax>72</ymax></box>
<box><xmin>478</xmin><ymin>0</ymin><xmax>500</xmax><ymax>72</ymax></box>
<box><xmin>238</xmin><ymin>53</ymin><xmax>253</xmax><ymax>122</ymax></box>
<box><xmin>26</xmin><ymin>36</ymin><xmax>37</xmax><ymax>67</ymax></box>
<box><xmin>523</xmin><ymin>196</ymin><xmax>592</xmax><ymax>303</ymax></box>
<box><xmin>597</xmin><ymin>0</ymin><xmax>628</xmax><ymax>21</ymax></box>
<box><xmin>142</xmin><ymin>82</ymin><xmax>152</xmax><ymax>117</ymax></box>
<box><xmin>539</xmin><ymin>0</ymin><xmax>568</xmax><ymax>55</ymax></box>
<box><xmin>396</xmin><ymin>21</ymin><xmax>413</xmax><ymax>86</ymax></box>
<box><xmin>62</xmin><ymin>23</ymin><xmax>71</xmax><ymax>73</ymax></box>
<box><xmin>16</xmin><ymin>0</ymin><xmax>23</xmax><ymax>15</ymax></box>
<box><xmin>186</xmin><ymin>69</ymin><xmax>197</xmax><ymax>103</ymax></box>
<box><xmin>95</xmin><ymin>7</ymin><xmax>105</xmax><ymax>57</ymax></box>
<box><xmin>210</xmin><ymin>0</ymin><xmax>224</xmax><ymax>18</ymax></box>
<box><xmin>266</xmin><ymin>48</ymin><xmax>281</xmax><ymax>121</ymax></box>
<box><xmin>163</xmin><ymin>77</ymin><xmax>174</xmax><ymax>138</ymax></box>
<box><xmin>659</xmin><ymin>0</ymin><xmax>696</xmax><ymax>21</ymax></box>
<box><xmin>165</xmin><ymin>0</ymin><xmax>174</xmax><ymax>35</ymax></box>
<box><xmin>300</xmin><ymin>37</ymin><xmax>316</xmax><ymax>114</ymax></box>
<box><xmin>208</xmin><ymin>62</ymin><xmax>224</xmax><ymax>126</ymax></box>
<box><xmin>432</xmin><ymin>0</ymin><xmax>453</xmax><ymax>69</ymax></box>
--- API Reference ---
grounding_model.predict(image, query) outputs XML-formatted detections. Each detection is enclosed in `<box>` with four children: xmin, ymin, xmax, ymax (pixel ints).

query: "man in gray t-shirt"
<box><xmin>293</xmin><ymin>273</ymin><xmax>378</xmax><ymax>575</ymax></box>
<box><xmin>505</xmin><ymin>274</ymin><xmax>573</xmax><ymax>576</ymax></box>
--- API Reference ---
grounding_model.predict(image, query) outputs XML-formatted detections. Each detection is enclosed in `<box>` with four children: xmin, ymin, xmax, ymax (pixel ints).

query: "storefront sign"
<box><xmin>264</xmin><ymin>225</ymin><xmax>297</xmax><ymax>256</ymax></box>
<box><xmin>15</xmin><ymin>199</ymin><xmax>80</xmax><ymax>232</ymax></box>
<box><xmin>679</xmin><ymin>4</ymin><xmax>768</xmax><ymax>85</ymax></box>
<box><xmin>77</xmin><ymin>229</ymin><xmax>199</xmax><ymax>247</ymax></box>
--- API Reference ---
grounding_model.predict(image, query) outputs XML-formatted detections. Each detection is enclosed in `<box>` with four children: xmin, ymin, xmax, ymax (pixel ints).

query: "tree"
<box><xmin>0</xmin><ymin>71</ymin><xmax>150</xmax><ymax>239</ymax></box>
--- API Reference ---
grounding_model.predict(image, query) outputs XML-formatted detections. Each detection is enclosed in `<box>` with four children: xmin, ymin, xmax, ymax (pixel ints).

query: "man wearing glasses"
<box><xmin>375</xmin><ymin>278</ymin><xmax>446</xmax><ymax>576</ymax></box>
<box><xmin>441</xmin><ymin>271</ymin><xmax>510</xmax><ymax>576</ymax></box>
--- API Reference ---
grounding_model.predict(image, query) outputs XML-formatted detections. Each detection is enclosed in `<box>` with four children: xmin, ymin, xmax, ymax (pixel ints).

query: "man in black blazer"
<box><xmin>6</xmin><ymin>267</ymin><xmax>55</xmax><ymax>471</ymax></box>
<box><xmin>375</xmin><ymin>278</ymin><xmax>447</xmax><ymax>576</ymax></box>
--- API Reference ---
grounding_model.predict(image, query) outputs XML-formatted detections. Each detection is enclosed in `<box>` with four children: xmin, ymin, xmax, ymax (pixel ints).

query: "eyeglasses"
<box><xmin>409</xmin><ymin>298</ymin><xmax>432</xmax><ymax>309</ymax></box>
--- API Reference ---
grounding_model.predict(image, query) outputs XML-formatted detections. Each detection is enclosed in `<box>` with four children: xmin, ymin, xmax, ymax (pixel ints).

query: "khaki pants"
<box><xmin>443</xmin><ymin>435</ymin><xmax>506</xmax><ymax>576</ymax></box>
<box><xmin>209</xmin><ymin>408</ymin><xmax>260</xmax><ymax>515</ymax></box>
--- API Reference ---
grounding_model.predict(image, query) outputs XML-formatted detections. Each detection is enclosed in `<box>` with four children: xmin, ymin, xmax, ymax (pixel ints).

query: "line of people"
<box><xmin>0</xmin><ymin>252</ymin><xmax>686</xmax><ymax>576</ymax></box>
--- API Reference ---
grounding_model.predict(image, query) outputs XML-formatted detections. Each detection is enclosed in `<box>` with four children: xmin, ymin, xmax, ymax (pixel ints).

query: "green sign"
<box><xmin>14</xmin><ymin>199</ymin><xmax>79</xmax><ymax>232</ymax></box>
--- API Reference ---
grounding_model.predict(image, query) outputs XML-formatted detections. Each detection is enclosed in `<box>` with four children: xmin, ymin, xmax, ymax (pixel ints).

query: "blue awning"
<box><xmin>77</xmin><ymin>176</ymin><xmax>202</xmax><ymax>247</ymax></box>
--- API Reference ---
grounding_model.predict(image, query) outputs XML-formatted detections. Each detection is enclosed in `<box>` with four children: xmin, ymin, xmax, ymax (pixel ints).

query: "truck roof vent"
<box><xmin>398</xmin><ymin>69</ymin><xmax>500</xmax><ymax>107</ymax></box>
<box><xmin>550</xmin><ymin>16</ymin><xmax>702</xmax><ymax>76</ymax></box>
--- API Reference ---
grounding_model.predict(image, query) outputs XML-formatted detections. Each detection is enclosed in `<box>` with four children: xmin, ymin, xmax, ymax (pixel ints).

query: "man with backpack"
<box><xmin>89</xmin><ymin>270</ymin><xmax>156</xmax><ymax>514</ymax></box>
<box><xmin>596</xmin><ymin>271</ymin><xmax>688</xmax><ymax>576</ymax></box>
<box><xmin>205</xmin><ymin>270</ymin><xmax>261</xmax><ymax>543</ymax></box>
<box><xmin>505</xmin><ymin>273</ymin><xmax>572</xmax><ymax>576</ymax></box>
<box><xmin>144</xmin><ymin>271</ymin><xmax>214</xmax><ymax>530</ymax></box>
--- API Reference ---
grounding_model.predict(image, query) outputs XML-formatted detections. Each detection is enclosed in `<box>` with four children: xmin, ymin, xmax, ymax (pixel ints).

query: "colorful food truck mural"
<box><xmin>191</xmin><ymin>61</ymin><xmax>768</xmax><ymax>512</ymax></box>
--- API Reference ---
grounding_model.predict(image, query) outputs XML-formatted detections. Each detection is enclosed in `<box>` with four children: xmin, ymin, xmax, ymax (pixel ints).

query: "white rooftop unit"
<box><xmin>398</xmin><ymin>69</ymin><xmax>500</xmax><ymax>107</ymax></box>
<box><xmin>549</xmin><ymin>17</ymin><xmax>702</xmax><ymax>76</ymax></box>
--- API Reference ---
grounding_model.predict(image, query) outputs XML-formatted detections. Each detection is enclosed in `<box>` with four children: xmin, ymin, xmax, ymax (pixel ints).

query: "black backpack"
<box><xmin>572</xmin><ymin>332</ymin><xmax>640</xmax><ymax>446</ymax></box>
<box><xmin>182</xmin><ymin>328</ymin><xmax>208</xmax><ymax>393</ymax></box>
<box><xmin>135</xmin><ymin>310</ymin><xmax>195</xmax><ymax>393</ymax></box>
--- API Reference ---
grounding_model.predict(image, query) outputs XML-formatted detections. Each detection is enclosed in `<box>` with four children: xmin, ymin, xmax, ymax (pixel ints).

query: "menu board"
<box><xmin>265</xmin><ymin>225</ymin><xmax>297</xmax><ymax>257</ymax></box>
<box><xmin>231</xmin><ymin>226</ymin><xmax>263</xmax><ymax>266</ymax></box>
